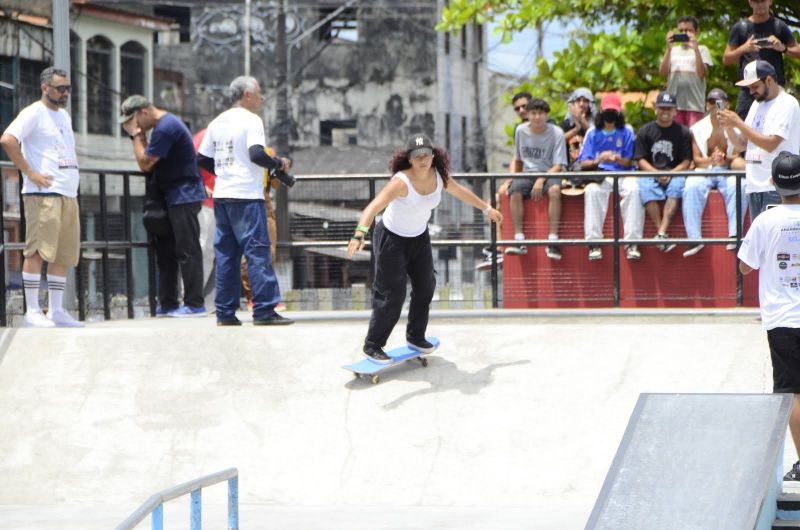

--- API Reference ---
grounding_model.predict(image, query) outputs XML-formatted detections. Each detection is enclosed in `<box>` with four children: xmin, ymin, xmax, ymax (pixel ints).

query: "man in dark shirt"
<box><xmin>635</xmin><ymin>91</ymin><xmax>693</xmax><ymax>253</ymax></box>
<box><xmin>723</xmin><ymin>0</ymin><xmax>800</xmax><ymax>118</ymax></box>
<box><xmin>121</xmin><ymin>95</ymin><xmax>207</xmax><ymax>317</ymax></box>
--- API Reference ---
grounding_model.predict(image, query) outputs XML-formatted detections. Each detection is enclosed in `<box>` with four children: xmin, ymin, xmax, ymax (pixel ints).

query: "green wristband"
<box><xmin>356</xmin><ymin>224</ymin><xmax>370</xmax><ymax>234</ymax></box>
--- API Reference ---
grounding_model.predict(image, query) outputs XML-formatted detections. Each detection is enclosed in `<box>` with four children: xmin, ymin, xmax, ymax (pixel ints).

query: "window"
<box><xmin>475</xmin><ymin>23</ymin><xmax>483</xmax><ymax>57</ymax></box>
<box><xmin>18</xmin><ymin>58</ymin><xmax>49</xmax><ymax>109</ymax></box>
<box><xmin>86</xmin><ymin>35</ymin><xmax>113</xmax><ymax>135</ymax></box>
<box><xmin>153</xmin><ymin>5</ymin><xmax>191</xmax><ymax>44</ymax></box>
<box><xmin>320</xmin><ymin>119</ymin><xmax>357</xmax><ymax>146</ymax></box>
<box><xmin>120</xmin><ymin>41</ymin><xmax>146</xmax><ymax>101</ymax></box>
<box><xmin>318</xmin><ymin>8</ymin><xmax>358</xmax><ymax>42</ymax></box>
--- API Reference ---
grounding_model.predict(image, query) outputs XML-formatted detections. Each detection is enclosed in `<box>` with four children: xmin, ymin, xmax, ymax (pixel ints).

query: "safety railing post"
<box><xmin>190</xmin><ymin>489</ymin><xmax>201</xmax><ymax>530</ymax></box>
<box><xmin>736</xmin><ymin>173</ymin><xmax>744</xmax><ymax>307</ymax></box>
<box><xmin>151</xmin><ymin>504</ymin><xmax>163</xmax><ymax>530</ymax></box>
<box><xmin>489</xmin><ymin>176</ymin><xmax>499</xmax><ymax>308</ymax></box>
<box><xmin>612</xmin><ymin>175</ymin><xmax>621</xmax><ymax>307</ymax></box>
<box><xmin>228</xmin><ymin>476</ymin><xmax>239</xmax><ymax>530</ymax></box>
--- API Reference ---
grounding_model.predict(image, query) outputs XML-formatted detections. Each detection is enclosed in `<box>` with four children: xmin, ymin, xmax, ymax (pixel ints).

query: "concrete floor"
<box><xmin>0</xmin><ymin>310</ymin><xmax>784</xmax><ymax>529</ymax></box>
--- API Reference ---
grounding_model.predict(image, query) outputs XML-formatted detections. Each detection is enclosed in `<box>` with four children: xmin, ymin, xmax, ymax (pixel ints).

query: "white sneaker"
<box><xmin>23</xmin><ymin>310</ymin><xmax>55</xmax><ymax>328</ymax></box>
<box><xmin>48</xmin><ymin>310</ymin><xmax>84</xmax><ymax>328</ymax></box>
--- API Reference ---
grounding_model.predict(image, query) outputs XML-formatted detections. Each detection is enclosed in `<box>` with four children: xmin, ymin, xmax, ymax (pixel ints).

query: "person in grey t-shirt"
<box><xmin>506</xmin><ymin>98</ymin><xmax>567</xmax><ymax>259</ymax></box>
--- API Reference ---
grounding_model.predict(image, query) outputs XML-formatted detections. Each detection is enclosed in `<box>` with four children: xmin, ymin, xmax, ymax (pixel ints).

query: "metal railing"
<box><xmin>0</xmin><ymin>163</ymin><xmax>748</xmax><ymax>322</ymax></box>
<box><xmin>114</xmin><ymin>467</ymin><xmax>239</xmax><ymax>530</ymax></box>
<box><xmin>0</xmin><ymin>162</ymin><xmax>154</xmax><ymax>326</ymax></box>
<box><xmin>292</xmin><ymin>169</ymin><xmax>747</xmax><ymax>308</ymax></box>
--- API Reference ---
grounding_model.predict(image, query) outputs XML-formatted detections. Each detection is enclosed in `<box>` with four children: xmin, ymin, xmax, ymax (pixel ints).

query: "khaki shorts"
<box><xmin>23</xmin><ymin>195</ymin><xmax>80</xmax><ymax>267</ymax></box>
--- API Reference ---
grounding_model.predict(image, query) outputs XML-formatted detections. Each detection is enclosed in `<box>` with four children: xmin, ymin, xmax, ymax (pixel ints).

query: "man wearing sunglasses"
<box><xmin>0</xmin><ymin>67</ymin><xmax>83</xmax><ymax>327</ymax></box>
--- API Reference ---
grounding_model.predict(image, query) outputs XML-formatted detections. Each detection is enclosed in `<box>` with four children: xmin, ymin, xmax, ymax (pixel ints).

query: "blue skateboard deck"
<box><xmin>343</xmin><ymin>337</ymin><xmax>440</xmax><ymax>384</ymax></box>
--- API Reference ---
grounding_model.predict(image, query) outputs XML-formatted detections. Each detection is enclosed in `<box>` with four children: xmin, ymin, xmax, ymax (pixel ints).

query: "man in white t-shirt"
<box><xmin>718</xmin><ymin>59</ymin><xmax>800</xmax><ymax>221</ymax></box>
<box><xmin>197</xmin><ymin>76</ymin><xmax>293</xmax><ymax>326</ymax></box>
<box><xmin>738</xmin><ymin>151</ymin><xmax>800</xmax><ymax>482</ymax></box>
<box><xmin>0</xmin><ymin>66</ymin><xmax>83</xmax><ymax>328</ymax></box>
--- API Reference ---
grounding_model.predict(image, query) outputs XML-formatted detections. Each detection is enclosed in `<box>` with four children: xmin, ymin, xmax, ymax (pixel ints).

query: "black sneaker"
<box><xmin>363</xmin><ymin>344</ymin><xmax>392</xmax><ymax>364</ymax></box>
<box><xmin>655</xmin><ymin>233</ymin><xmax>676</xmax><ymax>253</ymax></box>
<box><xmin>545</xmin><ymin>245</ymin><xmax>562</xmax><ymax>260</ymax></box>
<box><xmin>253</xmin><ymin>312</ymin><xmax>295</xmax><ymax>326</ymax></box>
<box><xmin>407</xmin><ymin>338</ymin><xmax>436</xmax><ymax>354</ymax></box>
<box><xmin>785</xmin><ymin>461</ymin><xmax>800</xmax><ymax>481</ymax></box>
<box><xmin>217</xmin><ymin>316</ymin><xmax>242</xmax><ymax>326</ymax></box>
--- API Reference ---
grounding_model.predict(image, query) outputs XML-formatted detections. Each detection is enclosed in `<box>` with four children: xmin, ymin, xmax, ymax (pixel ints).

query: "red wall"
<box><xmin>499</xmin><ymin>190</ymin><xmax>758</xmax><ymax>308</ymax></box>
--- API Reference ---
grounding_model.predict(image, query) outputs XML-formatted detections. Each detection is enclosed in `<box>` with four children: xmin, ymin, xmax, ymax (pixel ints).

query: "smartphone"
<box><xmin>755</xmin><ymin>37</ymin><xmax>772</xmax><ymax>48</ymax></box>
<box><xmin>671</xmin><ymin>33</ymin><xmax>689</xmax><ymax>43</ymax></box>
<box><xmin>715</xmin><ymin>100</ymin><xmax>725</xmax><ymax>111</ymax></box>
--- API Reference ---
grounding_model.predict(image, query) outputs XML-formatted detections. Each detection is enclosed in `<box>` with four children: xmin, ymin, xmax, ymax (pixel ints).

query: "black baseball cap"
<box><xmin>772</xmin><ymin>151</ymin><xmax>800</xmax><ymax>197</ymax></box>
<box><xmin>654</xmin><ymin>91</ymin><xmax>677</xmax><ymax>108</ymax></box>
<box><xmin>407</xmin><ymin>133</ymin><xmax>434</xmax><ymax>158</ymax></box>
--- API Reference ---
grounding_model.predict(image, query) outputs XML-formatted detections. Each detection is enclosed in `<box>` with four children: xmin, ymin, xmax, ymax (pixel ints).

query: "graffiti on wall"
<box><xmin>193</xmin><ymin>3</ymin><xmax>303</xmax><ymax>53</ymax></box>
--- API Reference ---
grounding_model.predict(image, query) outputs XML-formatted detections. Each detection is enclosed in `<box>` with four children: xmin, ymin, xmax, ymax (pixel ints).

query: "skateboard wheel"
<box><xmin>420</xmin><ymin>358</ymin><xmax>428</xmax><ymax>367</ymax></box>
<box><xmin>353</xmin><ymin>373</ymin><xmax>361</xmax><ymax>380</ymax></box>
<box><xmin>371</xmin><ymin>375</ymin><xmax>380</xmax><ymax>385</ymax></box>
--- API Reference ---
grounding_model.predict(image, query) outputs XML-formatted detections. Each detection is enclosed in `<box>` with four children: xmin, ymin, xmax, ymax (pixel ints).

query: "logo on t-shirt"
<box><xmin>778</xmin><ymin>252</ymin><xmax>790</xmax><ymax>261</ymax></box>
<box><xmin>651</xmin><ymin>140</ymin><xmax>675</xmax><ymax>169</ymax></box>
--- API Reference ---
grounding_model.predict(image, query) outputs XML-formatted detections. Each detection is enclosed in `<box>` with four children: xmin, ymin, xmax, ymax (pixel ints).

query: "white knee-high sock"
<box><xmin>47</xmin><ymin>274</ymin><xmax>66</xmax><ymax>313</ymax></box>
<box><xmin>22</xmin><ymin>272</ymin><xmax>41</xmax><ymax>312</ymax></box>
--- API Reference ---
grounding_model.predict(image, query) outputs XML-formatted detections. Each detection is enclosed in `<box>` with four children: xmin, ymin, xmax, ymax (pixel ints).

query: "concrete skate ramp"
<box><xmin>0</xmin><ymin>312</ymin><xmax>781</xmax><ymax>529</ymax></box>
<box><xmin>586</xmin><ymin>393</ymin><xmax>791</xmax><ymax>530</ymax></box>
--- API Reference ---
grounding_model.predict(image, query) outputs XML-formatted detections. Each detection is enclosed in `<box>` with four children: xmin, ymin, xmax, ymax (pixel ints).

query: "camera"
<box><xmin>270</xmin><ymin>167</ymin><xmax>296</xmax><ymax>188</ymax></box>
<box><xmin>671</xmin><ymin>33</ymin><xmax>689</xmax><ymax>43</ymax></box>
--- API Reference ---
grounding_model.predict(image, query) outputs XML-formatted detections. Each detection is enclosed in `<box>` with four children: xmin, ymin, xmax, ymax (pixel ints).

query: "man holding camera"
<box><xmin>659</xmin><ymin>16</ymin><xmax>713</xmax><ymax>128</ymax></box>
<box><xmin>197</xmin><ymin>76</ymin><xmax>293</xmax><ymax>326</ymax></box>
<box><xmin>723</xmin><ymin>0</ymin><xmax>800</xmax><ymax>119</ymax></box>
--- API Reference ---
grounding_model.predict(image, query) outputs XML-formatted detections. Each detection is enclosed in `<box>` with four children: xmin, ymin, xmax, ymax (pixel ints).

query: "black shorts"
<box><xmin>767</xmin><ymin>327</ymin><xmax>800</xmax><ymax>394</ymax></box>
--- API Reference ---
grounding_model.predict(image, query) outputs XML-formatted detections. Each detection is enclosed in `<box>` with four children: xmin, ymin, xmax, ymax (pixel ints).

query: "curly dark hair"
<box><xmin>388</xmin><ymin>146</ymin><xmax>451</xmax><ymax>187</ymax></box>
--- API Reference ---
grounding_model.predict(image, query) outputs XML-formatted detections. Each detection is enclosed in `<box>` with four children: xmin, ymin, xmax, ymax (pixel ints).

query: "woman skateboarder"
<box><xmin>346</xmin><ymin>133</ymin><xmax>502</xmax><ymax>363</ymax></box>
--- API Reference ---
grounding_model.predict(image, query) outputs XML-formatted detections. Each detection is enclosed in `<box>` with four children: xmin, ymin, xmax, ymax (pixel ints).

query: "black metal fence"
<box><xmin>0</xmin><ymin>163</ymin><xmax>748</xmax><ymax>326</ymax></box>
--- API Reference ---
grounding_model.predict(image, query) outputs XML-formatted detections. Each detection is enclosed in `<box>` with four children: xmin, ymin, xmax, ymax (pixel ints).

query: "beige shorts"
<box><xmin>23</xmin><ymin>195</ymin><xmax>80</xmax><ymax>267</ymax></box>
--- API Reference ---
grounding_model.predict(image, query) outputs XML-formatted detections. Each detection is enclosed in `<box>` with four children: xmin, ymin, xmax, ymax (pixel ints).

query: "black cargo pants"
<box><xmin>364</xmin><ymin>221</ymin><xmax>436</xmax><ymax>349</ymax></box>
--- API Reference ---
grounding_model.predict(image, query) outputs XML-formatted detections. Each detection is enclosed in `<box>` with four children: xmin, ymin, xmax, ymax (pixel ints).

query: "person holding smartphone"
<box><xmin>723</xmin><ymin>0</ymin><xmax>800</xmax><ymax>119</ymax></box>
<box><xmin>681</xmin><ymin>88</ymin><xmax>747</xmax><ymax>258</ymax></box>
<box><xmin>659</xmin><ymin>16</ymin><xmax>713</xmax><ymax>128</ymax></box>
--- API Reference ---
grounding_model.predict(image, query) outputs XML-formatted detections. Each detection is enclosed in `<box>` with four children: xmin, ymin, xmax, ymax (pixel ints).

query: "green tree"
<box><xmin>439</xmin><ymin>0</ymin><xmax>800</xmax><ymax>129</ymax></box>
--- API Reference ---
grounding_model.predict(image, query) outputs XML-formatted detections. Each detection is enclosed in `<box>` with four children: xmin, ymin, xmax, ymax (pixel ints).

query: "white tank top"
<box><xmin>382</xmin><ymin>171</ymin><xmax>443</xmax><ymax>237</ymax></box>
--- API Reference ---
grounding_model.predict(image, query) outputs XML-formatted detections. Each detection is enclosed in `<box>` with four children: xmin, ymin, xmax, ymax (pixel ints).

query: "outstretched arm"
<box><xmin>346</xmin><ymin>177</ymin><xmax>407</xmax><ymax>258</ymax></box>
<box><xmin>445</xmin><ymin>178</ymin><xmax>503</xmax><ymax>223</ymax></box>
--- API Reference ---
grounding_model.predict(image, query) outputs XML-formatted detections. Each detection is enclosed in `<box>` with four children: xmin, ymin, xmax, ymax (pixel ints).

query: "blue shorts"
<box><xmin>507</xmin><ymin>177</ymin><xmax>561</xmax><ymax>199</ymax></box>
<box><xmin>639</xmin><ymin>176</ymin><xmax>685</xmax><ymax>203</ymax></box>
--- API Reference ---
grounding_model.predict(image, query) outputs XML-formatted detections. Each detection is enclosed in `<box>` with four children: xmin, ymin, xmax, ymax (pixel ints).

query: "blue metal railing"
<box><xmin>114</xmin><ymin>467</ymin><xmax>239</xmax><ymax>530</ymax></box>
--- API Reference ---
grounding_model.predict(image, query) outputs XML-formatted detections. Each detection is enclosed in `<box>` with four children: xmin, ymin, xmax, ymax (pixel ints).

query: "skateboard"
<box><xmin>342</xmin><ymin>336</ymin><xmax>440</xmax><ymax>385</ymax></box>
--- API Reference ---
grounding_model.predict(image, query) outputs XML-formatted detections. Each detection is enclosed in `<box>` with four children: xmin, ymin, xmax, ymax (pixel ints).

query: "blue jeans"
<box><xmin>682</xmin><ymin>172</ymin><xmax>746</xmax><ymax>239</ymax></box>
<box><xmin>214</xmin><ymin>199</ymin><xmax>281</xmax><ymax>320</ymax></box>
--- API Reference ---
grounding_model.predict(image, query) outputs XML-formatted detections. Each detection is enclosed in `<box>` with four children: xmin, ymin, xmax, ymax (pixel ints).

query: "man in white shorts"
<box><xmin>0</xmin><ymin>66</ymin><xmax>83</xmax><ymax>328</ymax></box>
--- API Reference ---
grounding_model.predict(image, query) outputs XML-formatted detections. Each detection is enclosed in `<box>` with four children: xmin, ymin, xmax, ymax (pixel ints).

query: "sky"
<box><xmin>485</xmin><ymin>21</ymin><xmax>575</xmax><ymax>78</ymax></box>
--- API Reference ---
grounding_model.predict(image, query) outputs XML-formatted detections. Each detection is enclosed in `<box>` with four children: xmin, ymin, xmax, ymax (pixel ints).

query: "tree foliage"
<box><xmin>438</xmin><ymin>0</ymin><xmax>800</xmax><ymax>130</ymax></box>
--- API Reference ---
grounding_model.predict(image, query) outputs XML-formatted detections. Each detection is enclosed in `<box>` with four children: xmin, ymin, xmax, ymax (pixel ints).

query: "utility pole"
<box><xmin>52</xmin><ymin>0</ymin><xmax>70</xmax><ymax>73</ymax></box>
<box><xmin>274</xmin><ymin>0</ymin><xmax>291</xmax><ymax>258</ymax></box>
<box><xmin>244</xmin><ymin>0</ymin><xmax>251</xmax><ymax>76</ymax></box>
